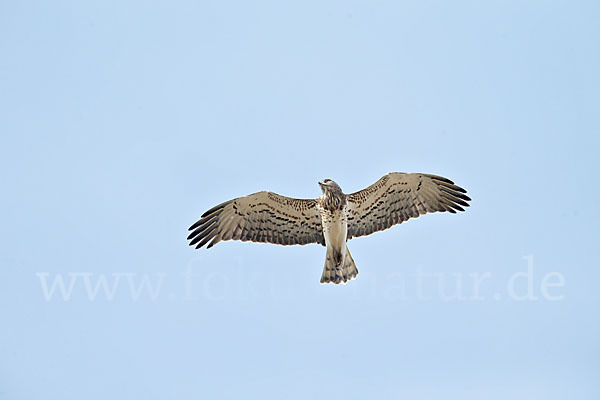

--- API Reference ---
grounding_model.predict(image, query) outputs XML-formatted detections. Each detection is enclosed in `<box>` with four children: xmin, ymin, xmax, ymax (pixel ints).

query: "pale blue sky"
<box><xmin>1</xmin><ymin>1</ymin><xmax>599</xmax><ymax>399</ymax></box>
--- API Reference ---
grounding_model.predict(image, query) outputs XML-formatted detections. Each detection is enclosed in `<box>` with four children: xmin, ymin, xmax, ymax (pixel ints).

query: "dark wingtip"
<box><xmin>452</xmin><ymin>204</ymin><xmax>465</xmax><ymax>212</ymax></box>
<box><xmin>189</xmin><ymin>219</ymin><xmax>202</xmax><ymax>231</ymax></box>
<box><xmin>429</xmin><ymin>174</ymin><xmax>455</xmax><ymax>185</ymax></box>
<box><xmin>200</xmin><ymin>200</ymin><xmax>230</xmax><ymax>218</ymax></box>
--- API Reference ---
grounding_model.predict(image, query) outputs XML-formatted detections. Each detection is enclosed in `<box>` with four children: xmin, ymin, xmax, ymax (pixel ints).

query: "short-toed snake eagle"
<box><xmin>188</xmin><ymin>173</ymin><xmax>470</xmax><ymax>284</ymax></box>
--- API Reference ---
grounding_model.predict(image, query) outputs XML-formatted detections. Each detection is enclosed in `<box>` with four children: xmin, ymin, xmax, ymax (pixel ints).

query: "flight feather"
<box><xmin>346</xmin><ymin>172</ymin><xmax>471</xmax><ymax>239</ymax></box>
<box><xmin>187</xmin><ymin>191</ymin><xmax>325</xmax><ymax>249</ymax></box>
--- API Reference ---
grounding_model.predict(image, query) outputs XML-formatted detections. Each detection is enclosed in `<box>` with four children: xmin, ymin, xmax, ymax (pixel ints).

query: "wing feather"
<box><xmin>346</xmin><ymin>173</ymin><xmax>470</xmax><ymax>239</ymax></box>
<box><xmin>188</xmin><ymin>191</ymin><xmax>325</xmax><ymax>249</ymax></box>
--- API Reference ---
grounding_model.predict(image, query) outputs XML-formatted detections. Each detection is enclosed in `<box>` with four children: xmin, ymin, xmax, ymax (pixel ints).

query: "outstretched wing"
<box><xmin>346</xmin><ymin>173</ymin><xmax>470</xmax><ymax>239</ymax></box>
<box><xmin>188</xmin><ymin>191</ymin><xmax>325</xmax><ymax>249</ymax></box>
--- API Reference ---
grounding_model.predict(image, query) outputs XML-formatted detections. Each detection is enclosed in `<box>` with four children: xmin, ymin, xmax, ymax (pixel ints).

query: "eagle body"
<box><xmin>188</xmin><ymin>173</ymin><xmax>471</xmax><ymax>284</ymax></box>
<box><xmin>320</xmin><ymin>207</ymin><xmax>347</xmax><ymax>257</ymax></box>
<box><xmin>316</xmin><ymin>181</ymin><xmax>357</xmax><ymax>283</ymax></box>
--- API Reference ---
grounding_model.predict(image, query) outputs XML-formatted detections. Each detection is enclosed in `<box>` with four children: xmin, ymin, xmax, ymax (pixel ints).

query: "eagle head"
<box><xmin>318</xmin><ymin>179</ymin><xmax>346</xmax><ymax>210</ymax></box>
<box><xmin>318</xmin><ymin>179</ymin><xmax>342</xmax><ymax>193</ymax></box>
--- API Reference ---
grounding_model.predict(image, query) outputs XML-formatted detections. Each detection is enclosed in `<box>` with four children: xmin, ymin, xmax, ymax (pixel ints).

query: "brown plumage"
<box><xmin>187</xmin><ymin>192</ymin><xmax>324</xmax><ymax>249</ymax></box>
<box><xmin>187</xmin><ymin>173</ymin><xmax>470</xmax><ymax>284</ymax></box>
<box><xmin>346</xmin><ymin>173</ymin><xmax>471</xmax><ymax>239</ymax></box>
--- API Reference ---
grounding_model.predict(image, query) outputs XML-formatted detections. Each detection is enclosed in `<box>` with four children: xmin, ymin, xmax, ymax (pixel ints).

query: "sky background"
<box><xmin>1</xmin><ymin>0</ymin><xmax>599</xmax><ymax>399</ymax></box>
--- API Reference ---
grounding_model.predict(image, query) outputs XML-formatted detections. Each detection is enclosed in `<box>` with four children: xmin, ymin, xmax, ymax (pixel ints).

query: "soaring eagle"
<box><xmin>187</xmin><ymin>173</ymin><xmax>470</xmax><ymax>284</ymax></box>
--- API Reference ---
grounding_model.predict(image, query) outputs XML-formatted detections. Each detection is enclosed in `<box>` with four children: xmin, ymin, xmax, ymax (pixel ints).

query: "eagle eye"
<box><xmin>324</xmin><ymin>179</ymin><xmax>331</xmax><ymax>183</ymax></box>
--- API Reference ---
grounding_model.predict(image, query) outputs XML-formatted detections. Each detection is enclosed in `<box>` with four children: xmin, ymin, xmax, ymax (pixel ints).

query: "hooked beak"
<box><xmin>318</xmin><ymin>180</ymin><xmax>325</xmax><ymax>186</ymax></box>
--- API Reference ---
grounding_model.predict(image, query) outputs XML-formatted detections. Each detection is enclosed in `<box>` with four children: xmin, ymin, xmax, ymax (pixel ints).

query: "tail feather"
<box><xmin>320</xmin><ymin>246</ymin><xmax>358</xmax><ymax>284</ymax></box>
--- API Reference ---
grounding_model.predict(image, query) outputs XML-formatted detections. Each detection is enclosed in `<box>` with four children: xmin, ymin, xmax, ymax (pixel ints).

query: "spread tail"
<box><xmin>320</xmin><ymin>245</ymin><xmax>358</xmax><ymax>284</ymax></box>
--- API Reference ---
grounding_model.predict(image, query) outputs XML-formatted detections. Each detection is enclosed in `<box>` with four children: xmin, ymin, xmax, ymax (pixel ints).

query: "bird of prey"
<box><xmin>187</xmin><ymin>173</ymin><xmax>470</xmax><ymax>284</ymax></box>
